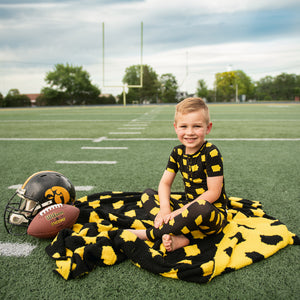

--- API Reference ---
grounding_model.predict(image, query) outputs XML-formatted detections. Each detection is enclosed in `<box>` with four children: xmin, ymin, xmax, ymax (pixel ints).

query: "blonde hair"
<box><xmin>175</xmin><ymin>97</ymin><xmax>210</xmax><ymax>124</ymax></box>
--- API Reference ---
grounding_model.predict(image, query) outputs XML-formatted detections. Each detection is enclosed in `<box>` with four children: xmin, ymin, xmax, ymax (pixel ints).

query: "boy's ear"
<box><xmin>174</xmin><ymin>122</ymin><xmax>180</xmax><ymax>135</ymax></box>
<box><xmin>206</xmin><ymin>122</ymin><xmax>213</xmax><ymax>134</ymax></box>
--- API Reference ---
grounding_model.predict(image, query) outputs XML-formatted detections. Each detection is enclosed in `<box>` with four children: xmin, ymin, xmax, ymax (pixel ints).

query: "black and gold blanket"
<box><xmin>45</xmin><ymin>192</ymin><xmax>299</xmax><ymax>282</ymax></box>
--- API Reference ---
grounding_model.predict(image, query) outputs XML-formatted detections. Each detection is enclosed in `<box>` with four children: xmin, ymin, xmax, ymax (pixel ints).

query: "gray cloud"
<box><xmin>0</xmin><ymin>0</ymin><xmax>299</xmax><ymax>95</ymax></box>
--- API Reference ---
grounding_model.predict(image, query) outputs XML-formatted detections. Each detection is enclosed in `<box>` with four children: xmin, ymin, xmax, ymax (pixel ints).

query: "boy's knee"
<box><xmin>142</xmin><ymin>189</ymin><xmax>160</xmax><ymax>205</ymax></box>
<box><xmin>190</xmin><ymin>199</ymin><xmax>215</xmax><ymax>220</ymax></box>
<box><xmin>142</xmin><ymin>188</ymin><xmax>157</xmax><ymax>197</ymax></box>
<box><xmin>141</xmin><ymin>189</ymin><xmax>156</xmax><ymax>203</ymax></box>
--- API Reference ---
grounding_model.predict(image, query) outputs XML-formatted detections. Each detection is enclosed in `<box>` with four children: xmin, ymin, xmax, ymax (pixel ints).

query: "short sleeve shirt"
<box><xmin>166</xmin><ymin>141</ymin><xmax>228</xmax><ymax>212</ymax></box>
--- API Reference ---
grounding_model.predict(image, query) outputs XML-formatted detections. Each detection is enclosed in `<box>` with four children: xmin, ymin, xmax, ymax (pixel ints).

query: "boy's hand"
<box><xmin>154</xmin><ymin>210</ymin><xmax>171</xmax><ymax>228</ymax></box>
<box><xmin>163</xmin><ymin>209</ymin><xmax>182</xmax><ymax>224</ymax></box>
<box><xmin>154</xmin><ymin>208</ymin><xmax>184</xmax><ymax>228</ymax></box>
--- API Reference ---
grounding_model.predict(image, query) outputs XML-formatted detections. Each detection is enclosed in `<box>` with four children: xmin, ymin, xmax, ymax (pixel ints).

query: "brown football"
<box><xmin>27</xmin><ymin>204</ymin><xmax>79</xmax><ymax>238</ymax></box>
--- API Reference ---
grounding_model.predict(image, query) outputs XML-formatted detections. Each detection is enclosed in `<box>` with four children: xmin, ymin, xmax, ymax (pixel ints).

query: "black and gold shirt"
<box><xmin>166</xmin><ymin>141</ymin><xmax>228</xmax><ymax>212</ymax></box>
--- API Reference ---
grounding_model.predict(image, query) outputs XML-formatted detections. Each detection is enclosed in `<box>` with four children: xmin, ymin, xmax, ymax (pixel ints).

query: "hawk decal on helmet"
<box><xmin>45</xmin><ymin>186</ymin><xmax>71</xmax><ymax>204</ymax></box>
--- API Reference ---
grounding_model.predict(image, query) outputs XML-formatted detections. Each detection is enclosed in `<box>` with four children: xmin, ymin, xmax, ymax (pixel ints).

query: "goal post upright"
<box><xmin>102</xmin><ymin>22</ymin><xmax>144</xmax><ymax>106</ymax></box>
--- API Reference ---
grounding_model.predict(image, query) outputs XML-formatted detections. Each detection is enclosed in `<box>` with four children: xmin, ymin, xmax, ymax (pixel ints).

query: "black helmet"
<box><xmin>4</xmin><ymin>171</ymin><xmax>75</xmax><ymax>235</ymax></box>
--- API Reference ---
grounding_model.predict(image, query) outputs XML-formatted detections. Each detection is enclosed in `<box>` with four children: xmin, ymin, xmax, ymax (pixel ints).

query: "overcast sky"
<box><xmin>0</xmin><ymin>0</ymin><xmax>299</xmax><ymax>96</ymax></box>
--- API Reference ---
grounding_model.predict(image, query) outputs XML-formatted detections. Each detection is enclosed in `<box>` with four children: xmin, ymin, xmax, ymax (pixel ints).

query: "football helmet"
<box><xmin>4</xmin><ymin>171</ymin><xmax>76</xmax><ymax>235</ymax></box>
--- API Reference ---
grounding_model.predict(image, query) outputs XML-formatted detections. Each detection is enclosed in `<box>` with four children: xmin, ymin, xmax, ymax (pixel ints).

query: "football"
<box><xmin>27</xmin><ymin>204</ymin><xmax>80</xmax><ymax>238</ymax></box>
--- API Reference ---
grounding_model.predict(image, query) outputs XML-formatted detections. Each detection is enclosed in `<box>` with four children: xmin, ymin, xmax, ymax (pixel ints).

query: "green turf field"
<box><xmin>0</xmin><ymin>103</ymin><xmax>299</xmax><ymax>299</ymax></box>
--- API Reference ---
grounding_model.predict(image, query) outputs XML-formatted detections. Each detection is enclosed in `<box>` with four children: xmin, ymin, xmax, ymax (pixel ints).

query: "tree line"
<box><xmin>0</xmin><ymin>63</ymin><xmax>299</xmax><ymax>107</ymax></box>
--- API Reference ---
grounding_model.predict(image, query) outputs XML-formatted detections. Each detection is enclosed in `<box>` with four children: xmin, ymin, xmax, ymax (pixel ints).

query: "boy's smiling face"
<box><xmin>174</xmin><ymin>110</ymin><xmax>212</xmax><ymax>155</ymax></box>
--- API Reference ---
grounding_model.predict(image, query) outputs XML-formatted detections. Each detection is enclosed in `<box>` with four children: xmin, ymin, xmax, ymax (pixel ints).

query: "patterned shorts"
<box><xmin>141</xmin><ymin>189</ymin><xmax>227</xmax><ymax>241</ymax></box>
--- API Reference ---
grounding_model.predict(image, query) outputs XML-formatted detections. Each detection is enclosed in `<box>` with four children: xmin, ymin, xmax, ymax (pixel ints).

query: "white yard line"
<box><xmin>211</xmin><ymin>138</ymin><xmax>300</xmax><ymax>141</ymax></box>
<box><xmin>74</xmin><ymin>186</ymin><xmax>94</xmax><ymax>191</ymax></box>
<box><xmin>108</xmin><ymin>132</ymin><xmax>141</xmax><ymax>134</ymax></box>
<box><xmin>1</xmin><ymin>137</ymin><xmax>299</xmax><ymax>142</ymax></box>
<box><xmin>81</xmin><ymin>146</ymin><xmax>128</xmax><ymax>150</ymax></box>
<box><xmin>0</xmin><ymin>138</ymin><xmax>94</xmax><ymax>141</ymax></box>
<box><xmin>212</xmin><ymin>119</ymin><xmax>300</xmax><ymax>121</ymax></box>
<box><xmin>117</xmin><ymin>127</ymin><xmax>146</xmax><ymax>130</ymax></box>
<box><xmin>0</xmin><ymin>120</ymin><xmax>140</xmax><ymax>122</ymax></box>
<box><xmin>93</xmin><ymin>137</ymin><xmax>107</xmax><ymax>142</ymax></box>
<box><xmin>8</xmin><ymin>185</ymin><xmax>94</xmax><ymax>191</ymax></box>
<box><xmin>100</xmin><ymin>137</ymin><xmax>300</xmax><ymax>141</ymax></box>
<box><xmin>0</xmin><ymin>119</ymin><xmax>299</xmax><ymax>123</ymax></box>
<box><xmin>8</xmin><ymin>184</ymin><xmax>22</xmax><ymax>189</ymax></box>
<box><xmin>123</xmin><ymin>124</ymin><xmax>149</xmax><ymax>126</ymax></box>
<box><xmin>105</xmin><ymin>137</ymin><xmax>177</xmax><ymax>141</ymax></box>
<box><xmin>0</xmin><ymin>242</ymin><xmax>37</xmax><ymax>257</ymax></box>
<box><xmin>56</xmin><ymin>160</ymin><xmax>117</xmax><ymax>164</ymax></box>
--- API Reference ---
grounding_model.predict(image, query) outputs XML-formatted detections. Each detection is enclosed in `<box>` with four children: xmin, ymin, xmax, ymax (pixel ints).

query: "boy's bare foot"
<box><xmin>162</xmin><ymin>234</ymin><xmax>190</xmax><ymax>252</ymax></box>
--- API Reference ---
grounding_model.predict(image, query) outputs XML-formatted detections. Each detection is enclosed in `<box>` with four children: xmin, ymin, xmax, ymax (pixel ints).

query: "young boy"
<box><xmin>129</xmin><ymin>97</ymin><xmax>228</xmax><ymax>251</ymax></box>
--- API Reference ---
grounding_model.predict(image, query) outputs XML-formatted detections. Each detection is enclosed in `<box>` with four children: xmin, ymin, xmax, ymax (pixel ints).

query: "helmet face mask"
<box><xmin>4</xmin><ymin>171</ymin><xmax>76</xmax><ymax>236</ymax></box>
<box><xmin>4</xmin><ymin>192</ymin><xmax>37</xmax><ymax>235</ymax></box>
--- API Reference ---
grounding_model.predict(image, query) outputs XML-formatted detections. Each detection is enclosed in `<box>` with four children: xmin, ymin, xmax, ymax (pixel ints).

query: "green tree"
<box><xmin>294</xmin><ymin>74</ymin><xmax>300</xmax><ymax>100</ymax></box>
<box><xmin>3</xmin><ymin>89</ymin><xmax>31</xmax><ymax>107</ymax></box>
<box><xmin>37</xmin><ymin>88</ymin><xmax>67</xmax><ymax>106</ymax></box>
<box><xmin>255</xmin><ymin>73</ymin><xmax>300</xmax><ymax>101</ymax></box>
<box><xmin>273</xmin><ymin>73</ymin><xmax>299</xmax><ymax>100</ymax></box>
<box><xmin>160</xmin><ymin>73</ymin><xmax>178</xmax><ymax>103</ymax></box>
<box><xmin>235</xmin><ymin>70</ymin><xmax>255</xmax><ymax>100</ymax></box>
<box><xmin>215</xmin><ymin>70</ymin><xmax>254</xmax><ymax>102</ymax></box>
<box><xmin>122</xmin><ymin>64</ymin><xmax>160</xmax><ymax>103</ymax></box>
<box><xmin>98</xmin><ymin>94</ymin><xmax>116</xmax><ymax>104</ymax></box>
<box><xmin>0</xmin><ymin>92</ymin><xmax>3</xmax><ymax>107</ymax></box>
<box><xmin>255</xmin><ymin>75</ymin><xmax>274</xmax><ymax>100</ymax></box>
<box><xmin>215</xmin><ymin>71</ymin><xmax>236</xmax><ymax>102</ymax></box>
<box><xmin>40</xmin><ymin>63</ymin><xmax>100</xmax><ymax>105</ymax></box>
<box><xmin>196</xmin><ymin>79</ymin><xmax>208</xmax><ymax>100</ymax></box>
